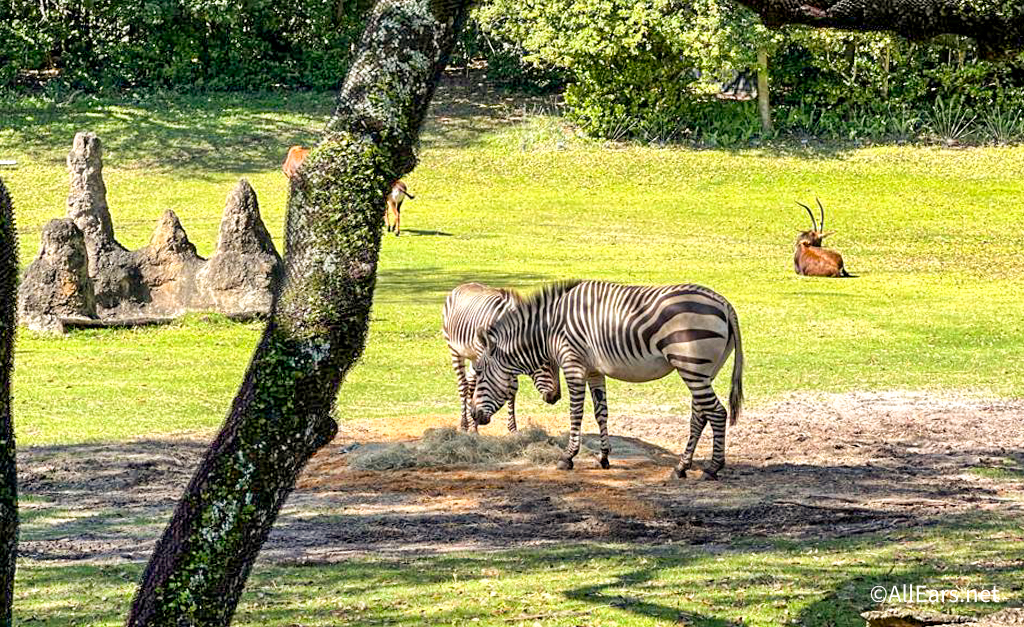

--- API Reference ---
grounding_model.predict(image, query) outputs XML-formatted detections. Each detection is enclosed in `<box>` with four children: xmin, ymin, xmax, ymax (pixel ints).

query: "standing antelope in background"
<box><xmin>794</xmin><ymin>198</ymin><xmax>853</xmax><ymax>277</ymax></box>
<box><xmin>283</xmin><ymin>149</ymin><xmax>414</xmax><ymax>238</ymax></box>
<box><xmin>443</xmin><ymin>283</ymin><xmax>561</xmax><ymax>432</ymax></box>
<box><xmin>385</xmin><ymin>180</ymin><xmax>413</xmax><ymax>236</ymax></box>
<box><xmin>470</xmin><ymin>281</ymin><xmax>743</xmax><ymax>479</ymax></box>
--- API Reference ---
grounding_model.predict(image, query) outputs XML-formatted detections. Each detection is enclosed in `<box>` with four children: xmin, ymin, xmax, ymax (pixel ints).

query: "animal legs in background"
<box><xmin>385</xmin><ymin>180</ymin><xmax>414</xmax><ymax>236</ymax></box>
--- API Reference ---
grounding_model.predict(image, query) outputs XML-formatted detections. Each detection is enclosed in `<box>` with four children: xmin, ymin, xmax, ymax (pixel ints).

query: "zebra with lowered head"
<box><xmin>443</xmin><ymin>283</ymin><xmax>561</xmax><ymax>432</ymax></box>
<box><xmin>470</xmin><ymin>280</ymin><xmax>743</xmax><ymax>479</ymax></box>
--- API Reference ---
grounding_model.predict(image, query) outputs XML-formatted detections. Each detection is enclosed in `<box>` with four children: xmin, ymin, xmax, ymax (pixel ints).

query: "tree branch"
<box><xmin>734</xmin><ymin>0</ymin><xmax>1024</xmax><ymax>57</ymax></box>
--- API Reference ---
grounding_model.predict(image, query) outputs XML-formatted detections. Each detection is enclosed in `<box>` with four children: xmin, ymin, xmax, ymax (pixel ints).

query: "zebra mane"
<box><xmin>521</xmin><ymin>280</ymin><xmax>583</xmax><ymax>309</ymax></box>
<box><xmin>489</xmin><ymin>280</ymin><xmax>581</xmax><ymax>336</ymax></box>
<box><xmin>498</xmin><ymin>287</ymin><xmax>524</xmax><ymax>305</ymax></box>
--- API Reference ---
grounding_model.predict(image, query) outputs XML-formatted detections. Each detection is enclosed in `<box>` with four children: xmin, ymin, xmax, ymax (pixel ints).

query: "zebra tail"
<box><xmin>727</xmin><ymin>305</ymin><xmax>744</xmax><ymax>427</ymax></box>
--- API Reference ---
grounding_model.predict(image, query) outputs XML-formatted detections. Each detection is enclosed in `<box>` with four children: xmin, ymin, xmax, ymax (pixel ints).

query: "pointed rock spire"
<box><xmin>135</xmin><ymin>210</ymin><xmax>204</xmax><ymax>314</ymax></box>
<box><xmin>18</xmin><ymin>134</ymin><xmax>284</xmax><ymax>330</ymax></box>
<box><xmin>196</xmin><ymin>180</ymin><xmax>282</xmax><ymax>317</ymax></box>
<box><xmin>66</xmin><ymin>132</ymin><xmax>119</xmax><ymax>257</ymax></box>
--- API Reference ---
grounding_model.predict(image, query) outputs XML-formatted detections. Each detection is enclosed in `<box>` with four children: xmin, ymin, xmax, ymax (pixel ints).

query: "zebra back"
<box><xmin>442</xmin><ymin>283</ymin><xmax>522</xmax><ymax>359</ymax></box>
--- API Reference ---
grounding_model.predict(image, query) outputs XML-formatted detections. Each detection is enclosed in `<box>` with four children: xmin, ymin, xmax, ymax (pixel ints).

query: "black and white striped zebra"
<box><xmin>443</xmin><ymin>283</ymin><xmax>561</xmax><ymax>432</ymax></box>
<box><xmin>470</xmin><ymin>280</ymin><xmax>743</xmax><ymax>479</ymax></box>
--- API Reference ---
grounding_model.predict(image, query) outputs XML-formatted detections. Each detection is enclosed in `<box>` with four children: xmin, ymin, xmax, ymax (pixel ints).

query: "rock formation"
<box><xmin>18</xmin><ymin>132</ymin><xmax>282</xmax><ymax>332</ymax></box>
<box><xmin>17</xmin><ymin>219</ymin><xmax>97</xmax><ymax>332</ymax></box>
<box><xmin>135</xmin><ymin>210</ymin><xmax>205</xmax><ymax>315</ymax></box>
<box><xmin>195</xmin><ymin>180</ymin><xmax>282</xmax><ymax>317</ymax></box>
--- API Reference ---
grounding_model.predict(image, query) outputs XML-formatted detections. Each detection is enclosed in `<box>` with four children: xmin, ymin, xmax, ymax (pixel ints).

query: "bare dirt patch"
<box><xmin>17</xmin><ymin>392</ymin><xmax>1024</xmax><ymax>564</ymax></box>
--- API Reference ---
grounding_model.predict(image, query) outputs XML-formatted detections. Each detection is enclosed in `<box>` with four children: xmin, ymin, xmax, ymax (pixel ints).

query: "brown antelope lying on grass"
<box><xmin>282</xmin><ymin>147</ymin><xmax>413</xmax><ymax>236</ymax></box>
<box><xmin>794</xmin><ymin>198</ymin><xmax>853</xmax><ymax>278</ymax></box>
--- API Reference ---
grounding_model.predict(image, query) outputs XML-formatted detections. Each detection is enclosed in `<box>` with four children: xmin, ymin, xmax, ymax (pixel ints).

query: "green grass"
<box><xmin>3</xmin><ymin>90</ymin><xmax>1024</xmax><ymax>625</ymax></box>
<box><xmin>13</xmin><ymin>513</ymin><xmax>1023</xmax><ymax>626</ymax></box>
<box><xmin>3</xmin><ymin>92</ymin><xmax>1024</xmax><ymax>445</ymax></box>
<box><xmin>969</xmin><ymin>457</ymin><xmax>1024</xmax><ymax>480</ymax></box>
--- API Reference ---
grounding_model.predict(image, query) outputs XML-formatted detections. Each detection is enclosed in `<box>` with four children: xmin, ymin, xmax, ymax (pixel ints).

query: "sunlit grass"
<box><xmin>2</xmin><ymin>93</ymin><xmax>1023</xmax><ymax>448</ymax></box>
<box><xmin>13</xmin><ymin>513</ymin><xmax>1022</xmax><ymax>626</ymax></box>
<box><xmin>3</xmin><ymin>89</ymin><xmax>1023</xmax><ymax>627</ymax></box>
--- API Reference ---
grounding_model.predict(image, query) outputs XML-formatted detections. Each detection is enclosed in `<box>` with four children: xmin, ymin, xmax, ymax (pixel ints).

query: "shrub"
<box><xmin>924</xmin><ymin>95</ymin><xmax>977</xmax><ymax>144</ymax></box>
<box><xmin>0</xmin><ymin>0</ymin><xmax>373</xmax><ymax>91</ymax></box>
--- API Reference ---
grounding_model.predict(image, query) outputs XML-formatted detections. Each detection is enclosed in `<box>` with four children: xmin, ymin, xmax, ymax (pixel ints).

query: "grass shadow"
<box><xmin>374</xmin><ymin>265</ymin><xmax>551</xmax><ymax>305</ymax></box>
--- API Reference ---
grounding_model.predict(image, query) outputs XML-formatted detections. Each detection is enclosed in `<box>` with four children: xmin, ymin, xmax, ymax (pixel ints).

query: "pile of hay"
<box><xmin>347</xmin><ymin>426</ymin><xmax>598</xmax><ymax>471</ymax></box>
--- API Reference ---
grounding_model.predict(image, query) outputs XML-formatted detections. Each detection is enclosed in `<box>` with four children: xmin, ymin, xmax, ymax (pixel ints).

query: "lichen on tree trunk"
<box><xmin>0</xmin><ymin>177</ymin><xmax>18</xmax><ymax>627</ymax></box>
<box><xmin>126</xmin><ymin>1</ymin><xmax>473</xmax><ymax>625</ymax></box>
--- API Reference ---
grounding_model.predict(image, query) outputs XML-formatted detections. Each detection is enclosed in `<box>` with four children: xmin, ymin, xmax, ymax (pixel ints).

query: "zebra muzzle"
<box><xmin>471</xmin><ymin>407</ymin><xmax>491</xmax><ymax>425</ymax></box>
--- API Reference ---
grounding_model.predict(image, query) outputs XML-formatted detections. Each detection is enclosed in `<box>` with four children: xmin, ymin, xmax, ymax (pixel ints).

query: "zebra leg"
<box><xmin>466</xmin><ymin>366</ymin><xmax>479</xmax><ymax>433</ymax></box>
<box><xmin>588</xmin><ymin>374</ymin><xmax>610</xmax><ymax>469</ymax></box>
<box><xmin>452</xmin><ymin>351</ymin><xmax>471</xmax><ymax>432</ymax></box>
<box><xmin>506</xmin><ymin>377</ymin><xmax>519</xmax><ymax>433</ymax></box>
<box><xmin>702</xmin><ymin>399</ymin><xmax>729</xmax><ymax>480</ymax></box>
<box><xmin>557</xmin><ymin>375</ymin><xmax>587</xmax><ymax>471</ymax></box>
<box><xmin>674</xmin><ymin>400</ymin><xmax>708</xmax><ymax>479</ymax></box>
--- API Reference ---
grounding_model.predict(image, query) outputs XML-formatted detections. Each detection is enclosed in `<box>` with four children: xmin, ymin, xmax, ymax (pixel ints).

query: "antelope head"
<box><xmin>795</xmin><ymin>197</ymin><xmax>834</xmax><ymax>248</ymax></box>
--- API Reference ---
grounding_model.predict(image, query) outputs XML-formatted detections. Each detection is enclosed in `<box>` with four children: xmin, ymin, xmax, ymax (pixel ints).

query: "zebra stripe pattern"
<box><xmin>442</xmin><ymin>283</ymin><xmax>560</xmax><ymax>432</ymax></box>
<box><xmin>471</xmin><ymin>280</ymin><xmax>743</xmax><ymax>479</ymax></box>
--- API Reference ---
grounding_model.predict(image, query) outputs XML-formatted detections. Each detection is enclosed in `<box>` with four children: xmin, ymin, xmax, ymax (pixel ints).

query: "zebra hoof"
<box><xmin>599</xmin><ymin>456</ymin><xmax>610</xmax><ymax>470</ymax></box>
<box><xmin>672</xmin><ymin>466</ymin><xmax>687</xmax><ymax>479</ymax></box>
<box><xmin>556</xmin><ymin>458</ymin><xmax>574</xmax><ymax>471</ymax></box>
<box><xmin>701</xmin><ymin>470</ymin><xmax>719</xmax><ymax>481</ymax></box>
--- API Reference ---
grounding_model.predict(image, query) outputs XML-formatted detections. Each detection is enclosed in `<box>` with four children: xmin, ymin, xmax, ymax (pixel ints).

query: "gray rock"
<box><xmin>64</xmin><ymin>131</ymin><xmax>143</xmax><ymax>313</ymax></box>
<box><xmin>66</xmin><ymin>132</ymin><xmax>118</xmax><ymax>260</ymax></box>
<box><xmin>196</xmin><ymin>179</ymin><xmax>282</xmax><ymax>316</ymax></box>
<box><xmin>17</xmin><ymin>219</ymin><xmax>96</xmax><ymax>332</ymax></box>
<box><xmin>18</xmin><ymin>133</ymin><xmax>283</xmax><ymax>331</ymax></box>
<box><xmin>134</xmin><ymin>210</ymin><xmax>204</xmax><ymax>315</ymax></box>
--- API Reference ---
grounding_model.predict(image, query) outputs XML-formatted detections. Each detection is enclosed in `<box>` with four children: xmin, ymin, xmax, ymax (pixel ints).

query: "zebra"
<box><xmin>469</xmin><ymin>280</ymin><xmax>743</xmax><ymax>479</ymax></box>
<box><xmin>443</xmin><ymin>283</ymin><xmax>562</xmax><ymax>432</ymax></box>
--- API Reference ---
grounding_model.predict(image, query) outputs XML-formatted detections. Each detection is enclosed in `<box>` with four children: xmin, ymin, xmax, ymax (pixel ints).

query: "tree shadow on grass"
<box><xmin>374</xmin><ymin>265</ymin><xmax>552</xmax><ymax>306</ymax></box>
<box><xmin>14</xmin><ymin>528</ymin><xmax>1020</xmax><ymax>626</ymax></box>
<box><xmin>0</xmin><ymin>92</ymin><xmax>332</xmax><ymax>176</ymax></box>
<box><xmin>12</xmin><ymin>422</ymin><xmax>1024</xmax><ymax>624</ymax></box>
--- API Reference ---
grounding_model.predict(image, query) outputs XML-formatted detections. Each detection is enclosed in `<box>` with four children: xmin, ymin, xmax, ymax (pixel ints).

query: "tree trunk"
<box><xmin>734</xmin><ymin>0</ymin><xmax>1024</xmax><ymax>57</ymax></box>
<box><xmin>0</xmin><ymin>177</ymin><xmax>17</xmax><ymax>627</ymax></box>
<box><xmin>881</xmin><ymin>43</ymin><xmax>890</xmax><ymax>99</ymax></box>
<box><xmin>125</xmin><ymin>1</ymin><xmax>473</xmax><ymax>625</ymax></box>
<box><xmin>844</xmin><ymin>40</ymin><xmax>857</xmax><ymax>81</ymax></box>
<box><xmin>757</xmin><ymin>46</ymin><xmax>772</xmax><ymax>134</ymax></box>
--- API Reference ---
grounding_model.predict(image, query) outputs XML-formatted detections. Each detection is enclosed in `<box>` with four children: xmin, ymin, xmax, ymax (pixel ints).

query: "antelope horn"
<box><xmin>796</xmin><ymin>201</ymin><xmax>817</xmax><ymax>231</ymax></box>
<box><xmin>815</xmin><ymin>197</ymin><xmax>825</xmax><ymax>232</ymax></box>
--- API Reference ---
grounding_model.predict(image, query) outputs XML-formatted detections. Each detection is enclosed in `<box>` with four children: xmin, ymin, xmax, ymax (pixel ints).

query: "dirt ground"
<box><xmin>17</xmin><ymin>391</ymin><xmax>1024</xmax><ymax>565</ymax></box>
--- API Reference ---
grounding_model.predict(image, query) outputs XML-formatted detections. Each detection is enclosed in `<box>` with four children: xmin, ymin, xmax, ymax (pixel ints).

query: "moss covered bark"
<box><xmin>736</xmin><ymin>0</ymin><xmax>1024</xmax><ymax>57</ymax></box>
<box><xmin>125</xmin><ymin>1</ymin><xmax>473</xmax><ymax>625</ymax></box>
<box><xmin>0</xmin><ymin>177</ymin><xmax>17</xmax><ymax>627</ymax></box>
